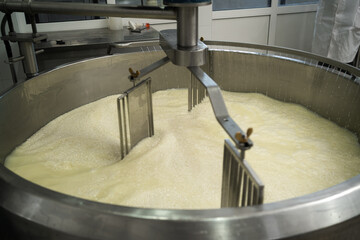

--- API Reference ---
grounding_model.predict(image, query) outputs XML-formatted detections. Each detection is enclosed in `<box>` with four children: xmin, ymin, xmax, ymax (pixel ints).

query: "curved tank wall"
<box><xmin>0</xmin><ymin>47</ymin><xmax>359</xmax><ymax>239</ymax></box>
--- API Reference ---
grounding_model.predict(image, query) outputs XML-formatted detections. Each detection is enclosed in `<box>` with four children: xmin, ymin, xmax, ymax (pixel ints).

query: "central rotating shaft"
<box><xmin>124</xmin><ymin>0</ymin><xmax>261</xmax><ymax>207</ymax></box>
<box><xmin>164</xmin><ymin>0</ymin><xmax>208</xmax><ymax>49</ymax></box>
<box><xmin>177</xmin><ymin>7</ymin><xmax>198</xmax><ymax>48</ymax></box>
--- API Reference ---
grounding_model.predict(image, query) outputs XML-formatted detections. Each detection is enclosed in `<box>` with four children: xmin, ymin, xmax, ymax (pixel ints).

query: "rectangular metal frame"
<box><xmin>117</xmin><ymin>77</ymin><xmax>154</xmax><ymax>159</ymax></box>
<box><xmin>221</xmin><ymin>139</ymin><xmax>264</xmax><ymax>207</ymax></box>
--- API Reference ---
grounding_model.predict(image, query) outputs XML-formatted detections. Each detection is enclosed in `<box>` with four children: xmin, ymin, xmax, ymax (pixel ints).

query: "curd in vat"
<box><xmin>5</xmin><ymin>89</ymin><xmax>360</xmax><ymax>209</ymax></box>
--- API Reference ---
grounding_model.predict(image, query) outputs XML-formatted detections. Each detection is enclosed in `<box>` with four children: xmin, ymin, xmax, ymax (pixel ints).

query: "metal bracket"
<box><xmin>187</xmin><ymin>66</ymin><xmax>253</xmax><ymax>150</ymax></box>
<box><xmin>1</xmin><ymin>32</ymin><xmax>47</xmax><ymax>43</ymax></box>
<box><xmin>117</xmin><ymin>77</ymin><xmax>154</xmax><ymax>160</ymax></box>
<box><xmin>4</xmin><ymin>55</ymin><xmax>24</xmax><ymax>65</ymax></box>
<box><xmin>221</xmin><ymin>139</ymin><xmax>264</xmax><ymax>208</ymax></box>
<box><xmin>128</xmin><ymin>56</ymin><xmax>170</xmax><ymax>85</ymax></box>
<box><xmin>160</xmin><ymin>29</ymin><xmax>208</xmax><ymax>67</ymax></box>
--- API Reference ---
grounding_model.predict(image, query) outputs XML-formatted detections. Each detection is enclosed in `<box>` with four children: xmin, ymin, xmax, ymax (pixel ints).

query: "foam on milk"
<box><xmin>5</xmin><ymin>89</ymin><xmax>360</xmax><ymax>209</ymax></box>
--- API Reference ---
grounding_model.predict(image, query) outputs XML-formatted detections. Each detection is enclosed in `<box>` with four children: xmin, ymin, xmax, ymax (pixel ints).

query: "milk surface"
<box><xmin>5</xmin><ymin>89</ymin><xmax>360</xmax><ymax>209</ymax></box>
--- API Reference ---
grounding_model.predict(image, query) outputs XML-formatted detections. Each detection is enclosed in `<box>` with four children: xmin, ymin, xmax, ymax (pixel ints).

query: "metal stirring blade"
<box><xmin>117</xmin><ymin>77</ymin><xmax>154</xmax><ymax>160</ymax></box>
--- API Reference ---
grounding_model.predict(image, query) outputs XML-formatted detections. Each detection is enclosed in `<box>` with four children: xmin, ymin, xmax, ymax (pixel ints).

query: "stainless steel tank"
<box><xmin>0</xmin><ymin>42</ymin><xmax>360</xmax><ymax>239</ymax></box>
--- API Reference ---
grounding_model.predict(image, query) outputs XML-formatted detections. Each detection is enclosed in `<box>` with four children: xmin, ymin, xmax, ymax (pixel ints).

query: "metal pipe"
<box><xmin>28</xmin><ymin>14</ymin><xmax>37</xmax><ymax>34</ymax></box>
<box><xmin>5</xmin><ymin>13</ymin><xmax>14</xmax><ymax>32</ymax></box>
<box><xmin>8</xmin><ymin>55</ymin><xmax>25</xmax><ymax>63</ymax></box>
<box><xmin>177</xmin><ymin>7</ymin><xmax>198</xmax><ymax>48</ymax></box>
<box><xmin>129</xmin><ymin>56</ymin><xmax>170</xmax><ymax>82</ymax></box>
<box><xmin>18</xmin><ymin>41</ymin><xmax>38</xmax><ymax>78</ymax></box>
<box><xmin>0</xmin><ymin>1</ymin><xmax>177</xmax><ymax>20</ymax></box>
<box><xmin>355</xmin><ymin>47</ymin><xmax>360</xmax><ymax>68</ymax></box>
<box><xmin>188</xmin><ymin>66</ymin><xmax>253</xmax><ymax>150</ymax></box>
<box><xmin>1</xmin><ymin>14</ymin><xmax>17</xmax><ymax>83</ymax></box>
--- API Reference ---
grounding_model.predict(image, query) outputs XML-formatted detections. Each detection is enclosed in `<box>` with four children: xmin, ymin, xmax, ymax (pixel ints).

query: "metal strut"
<box><xmin>187</xmin><ymin>66</ymin><xmax>252</xmax><ymax>150</ymax></box>
<box><xmin>128</xmin><ymin>57</ymin><xmax>170</xmax><ymax>84</ymax></box>
<box><xmin>117</xmin><ymin>57</ymin><xmax>170</xmax><ymax>159</ymax></box>
<box><xmin>187</xmin><ymin>66</ymin><xmax>263</xmax><ymax>207</ymax></box>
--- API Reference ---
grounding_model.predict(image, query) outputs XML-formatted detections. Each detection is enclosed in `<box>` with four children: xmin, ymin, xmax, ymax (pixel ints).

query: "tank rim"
<box><xmin>1</xmin><ymin>43</ymin><xmax>360</xmax><ymax>239</ymax></box>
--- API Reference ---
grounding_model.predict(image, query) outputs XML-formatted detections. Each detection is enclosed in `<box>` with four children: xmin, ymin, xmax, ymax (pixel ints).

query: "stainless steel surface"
<box><xmin>108</xmin><ymin>40</ymin><xmax>159</xmax><ymax>54</ymax></box>
<box><xmin>117</xmin><ymin>77</ymin><xmax>154</xmax><ymax>160</ymax></box>
<box><xmin>36</xmin><ymin>27</ymin><xmax>159</xmax><ymax>50</ymax></box>
<box><xmin>177</xmin><ymin>7</ymin><xmax>198</xmax><ymax>48</ymax></box>
<box><xmin>0</xmin><ymin>45</ymin><xmax>360</xmax><ymax>239</ymax></box>
<box><xmin>159</xmin><ymin>2</ymin><xmax>208</xmax><ymax>67</ymax></box>
<box><xmin>160</xmin><ymin>29</ymin><xmax>208</xmax><ymax>66</ymax></box>
<box><xmin>118</xmin><ymin>92</ymin><xmax>130</xmax><ymax>158</ymax></box>
<box><xmin>109</xmin><ymin>40</ymin><xmax>159</xmax><ymax>48</ymax></box>
<box><xmin>34</xmin><ymin>27</ymin><xmax>160</xmax><ymax>73</ymax></box>
<box><xmin>221</xmin><ymin>139</ymin><xmax>264</xmax><ymax>208</ymax></box>
<box><xmin>204</xmin><ymin>40</ymin><xmax>360</xmax><ymax>78</ymax></box>
<box><xmin>188</xmin><ymin>66</ymin><xmax>252</xmax><ymax>150</ymax></box>
<box><xmin>0</xmin><ymin>0</ymin><xmax>177</xmax><ymax>20</ymax></box>
<box><xmin>204</xmin><ymin>41</ymin><xmax>360</xmax><ymax>138</ymax></box>
<box><xmin>18</xmin><ymin>41</ymin><xmax>38</xmax><ymax>78</ymax></box>
<box><xmin>1</xmin><ymin>32</ymin><xmax>47</xmax><ymax>43</ymax></box>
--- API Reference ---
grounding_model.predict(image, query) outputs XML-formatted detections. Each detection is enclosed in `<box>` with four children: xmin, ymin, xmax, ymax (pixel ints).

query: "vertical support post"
<box><xmin>117</xmin><ymin>78</ymin><xmax>154</xmax><ymax>160</ymax></box>
<box><xmin>1</xmin><ymin>13</ymin><xmax>17</xmax><ymax>83</ymax></box>
<box><xmin>5</xmin><ymin>13</ymin><xmax>14</xmax><ymax>32</ymax></box>
<box><xmin>177</xmin><ymin>7</ymin><xmax>198</xmax><ymax>48</ymax></box>
<box><xmin>29</xmin><ymin>14</ymin><xmax>38</xmax><ymax>35</ymax></box>
<box><xmin>18</xmin><ymin>41</ymin><xmax>39</xmax><ymax>78</ymax></box>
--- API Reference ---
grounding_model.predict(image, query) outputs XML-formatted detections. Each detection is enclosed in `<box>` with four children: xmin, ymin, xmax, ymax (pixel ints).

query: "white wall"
<box><xmin>275</xmin><ymin>12</ymin><xmax>316</xmax><ymax>52</ymax></box>
<box><xmin>210</xmin><ymin>3</ymin><xmax>318</xmax><ymax>49</ymax></box>
<box><xmin>212</xmin><ymin>16</ymin><xmax>269</xmax><ymax>44</ymax></box>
